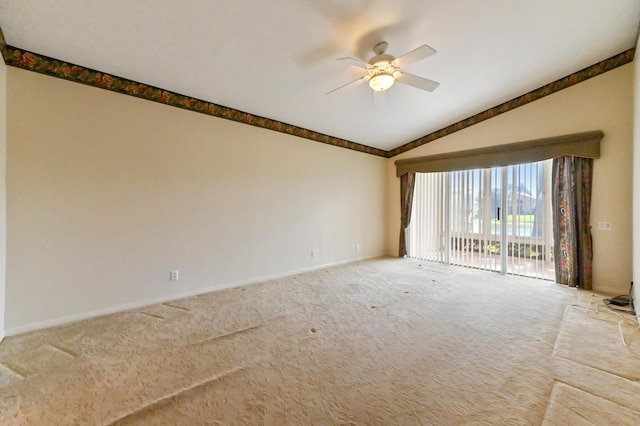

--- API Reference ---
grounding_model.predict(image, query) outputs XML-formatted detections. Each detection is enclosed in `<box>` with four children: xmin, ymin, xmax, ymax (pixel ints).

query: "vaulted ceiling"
<box><xmin>0</xmin><ymin>1</ymin><xmax>638</xmax><ymax>155</ymax></box>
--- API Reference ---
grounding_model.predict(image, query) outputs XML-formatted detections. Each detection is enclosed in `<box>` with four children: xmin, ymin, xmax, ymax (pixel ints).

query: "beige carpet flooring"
<box><xmin>0</xmin><ymin>257</ymin><xmax>639</xmax><ymax>424</ymax></box>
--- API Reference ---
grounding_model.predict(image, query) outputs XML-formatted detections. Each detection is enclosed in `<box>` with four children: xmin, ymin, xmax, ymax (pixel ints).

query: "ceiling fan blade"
<box><xmin>392</xmin><ymin>44</ymin><xmax>437</xmax><ymax>68</ymax></box>
<box><xmin>373</xmin><ymin>90</ymin><xmax>385</xmax><ymax>108</ymax></box>
<box><xmin>337</xmin><ymin>57</ymin><xmax>371</xmax><ymax>69</ymax></box>
<box><xmin>326</xmin><ymin>75</ymin><xmax>368</xmax><ymax>95</ymax></box>
<box><xmin>395</xmin><ymin>72</ymin><xmax>440</xmax><ymax>92</ymax></box>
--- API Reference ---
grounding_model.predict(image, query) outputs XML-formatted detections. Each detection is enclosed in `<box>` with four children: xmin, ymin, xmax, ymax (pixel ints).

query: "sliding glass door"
<box><xmin>408</xmin><ymin>160</ymin><xmax>554</xmax><ymax>280</ymax></box>
<box><xmin>448</xmin><ymin>168</ymin><xmax>503</xmax><ymax>273</ymax></box>
<box><xmin>503</xmin><ymin>161</ymin><xmax>554</xmax><ymax>279</ymax></box>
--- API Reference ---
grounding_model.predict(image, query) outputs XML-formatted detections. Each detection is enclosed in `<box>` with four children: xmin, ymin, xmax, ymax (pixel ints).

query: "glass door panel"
<box><xmin>504</xmin><ymin>160</ymin><xmax>555</xmax><ymax>280</ymax></box>
<box><xmin>448</xmin><ymin>168</ymin><xmax>502</xmax><ymax>273</ymax></box>
<box><xmin>408</xmin><ymin>159</ymin><xmax>554</xmax><ymax>282</ymax></box>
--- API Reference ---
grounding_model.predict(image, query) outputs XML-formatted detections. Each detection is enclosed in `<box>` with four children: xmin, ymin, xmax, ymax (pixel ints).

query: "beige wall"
<box><xmin>0</xmin><ymin>56</ymin><xmax>6</xmax><ymax>340</ymax></box>
<box><xmin>4</xmin><ymin>55</ymin><xmax>635</xmax><ymax>332</ymax></box>
<box><xmin>387</xmin><ymin>64</ymin><xmax>634</xmax><ymax>295</ymax></box>
<box><xmin>6</xmin><ymin>68</ymin><xmax>387</xmax><ymax>333</ymax></box>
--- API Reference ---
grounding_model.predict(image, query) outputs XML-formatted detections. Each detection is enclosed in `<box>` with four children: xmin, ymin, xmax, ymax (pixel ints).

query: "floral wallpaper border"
<box><xmin>388</xmin><ymin>48</ymin><xmax>635</xmax><ymax>157</ymax></box>
<box><xmin>0</xmin><ymin>26</ymin><xmax>634</xmax><ymax>159</ymax></box>
<box><xmin>0</xmin><ymin>28</ymin><xmax>387</xmax><ymax>158</ymax></box>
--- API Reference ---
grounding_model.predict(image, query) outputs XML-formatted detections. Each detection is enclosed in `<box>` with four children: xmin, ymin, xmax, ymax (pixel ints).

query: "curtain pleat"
<box><xmin>399</xmin><ymin>172</ymin><xmax>416</xmax><ymax>257</ymax></box>
<box><xmin>552</xmin><ymin>156</ymin><xmax>593</xmax><ymax>289</ymax></box>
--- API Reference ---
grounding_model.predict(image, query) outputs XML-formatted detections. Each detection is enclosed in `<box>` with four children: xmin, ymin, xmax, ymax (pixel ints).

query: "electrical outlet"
<box><xmin>311</xmin><ymin>250</ymin><xmax>315</xmax><ymax>259</ymax></box>
<box><xmin>356</xmin><ymin>243</ymin><xmax>361</xmax><ymax>251</ymax></box>
<box><xmin>598</xmin><ymin>221</ymin><xmax>612</xmax><ymax>231</ymax></box>
<box><xmin>170</xmin><ymin>270</ymin><xmax>179</xmax><ymax>281</ymax></box>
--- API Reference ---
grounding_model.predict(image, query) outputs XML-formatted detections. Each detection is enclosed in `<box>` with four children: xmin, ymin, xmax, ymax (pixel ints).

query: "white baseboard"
<box><xmin>4</xmin><ymin>254</ymin><xmax>383</xmax><ymax>337</ymax></box>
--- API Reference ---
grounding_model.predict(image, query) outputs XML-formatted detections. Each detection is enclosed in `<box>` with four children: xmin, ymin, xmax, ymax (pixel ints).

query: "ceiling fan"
<box><xmin>328</xmin><ymin>41</ymin><xmax>440</xmax><ymax>104</ymax></box>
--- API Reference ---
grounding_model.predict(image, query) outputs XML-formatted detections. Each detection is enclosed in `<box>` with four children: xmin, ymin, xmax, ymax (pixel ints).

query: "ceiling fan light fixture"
<box><xmin>369</xmin><ymin>72</ymin><xmax>395</xmax><ymax>91</ymax></box>
<box><xmin>330</xmin><ymin>42</ymin><xmax>439</xmax><ymax>96</ymax></box>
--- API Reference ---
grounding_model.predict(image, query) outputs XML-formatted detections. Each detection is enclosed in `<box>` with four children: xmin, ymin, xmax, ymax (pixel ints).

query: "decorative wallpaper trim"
<box><xmin>387</xmin><ymin>48</ymin><xmax>635</xmax><ymax>157</ymax></box>
<box><xmin>0</xmin><ymin>42</ymin><xmax>387</xmax><ymax>158</ymax></box>
<box><xmin>0</xmin><ymin>25</ymin><xmax>8</xmax><ymax>61</ymax></box>
<box><xmin>0</xmin><ymin>23</ymin><xmax>634</xmax><ymax>159</ymax></box>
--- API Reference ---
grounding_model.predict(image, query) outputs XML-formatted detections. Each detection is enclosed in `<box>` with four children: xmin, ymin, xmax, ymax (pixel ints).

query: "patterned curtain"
<box><xmin>552</xmin><ymin>156</ymin><xmax>593</xmax><ymax>289</ymax></box>
<box><xmin>399</xmin><ymin>172</ymin><xmax>416</xmax><ymax>257</ymax></box>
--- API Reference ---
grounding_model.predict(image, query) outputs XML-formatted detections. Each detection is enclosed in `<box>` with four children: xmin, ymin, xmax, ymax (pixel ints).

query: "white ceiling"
<box><xmin>0</xmin><ymin>0</ymin><xmax>639</xmax><ymax>151</ymax></box>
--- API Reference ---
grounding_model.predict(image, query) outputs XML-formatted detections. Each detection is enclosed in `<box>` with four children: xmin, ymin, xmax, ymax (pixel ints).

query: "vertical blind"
<box><xmin>409</xmin><ymin>160</ymin><xmax>555</xmax><ymax>280</ymax></box>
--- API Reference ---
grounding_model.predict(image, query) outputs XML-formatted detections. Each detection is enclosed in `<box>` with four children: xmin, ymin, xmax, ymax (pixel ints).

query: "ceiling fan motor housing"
<box><xmin>368</xmin><ymin>53</ymin><xmax>395</xmax><ymax>66</ymax></box>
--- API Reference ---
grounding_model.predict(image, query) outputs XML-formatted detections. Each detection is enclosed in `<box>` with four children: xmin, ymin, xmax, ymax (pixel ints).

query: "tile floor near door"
<box><xmin>448</xmin><ymin>249</ymin><xmax>556</xmax><ymax>281</ymax></box>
